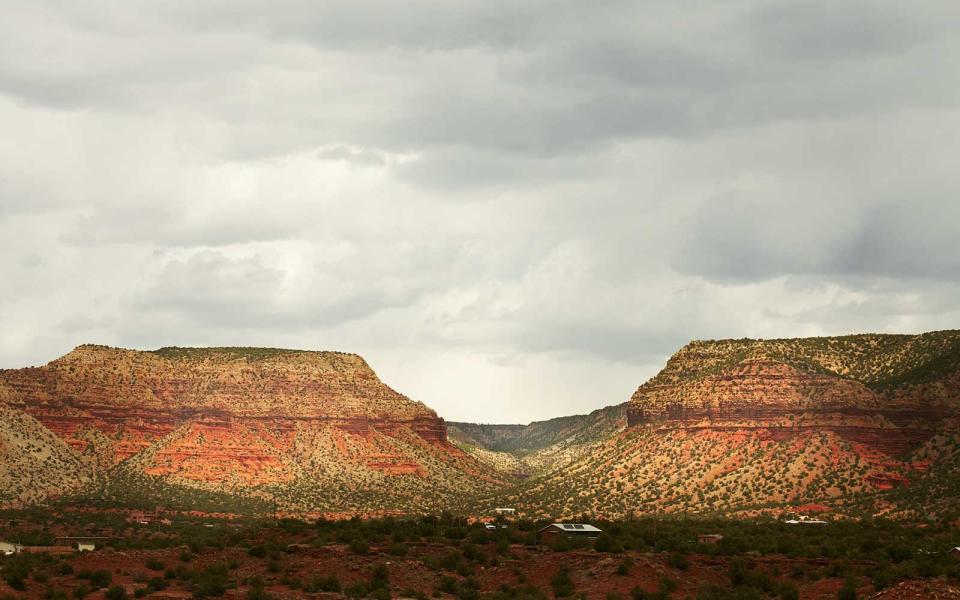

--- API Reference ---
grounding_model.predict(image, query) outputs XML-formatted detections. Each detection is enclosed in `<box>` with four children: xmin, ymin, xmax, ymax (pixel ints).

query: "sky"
<box><xmin>2</xmin><ymin>1</ymin><xmax>959</xmax><ymax>423</ymax></box>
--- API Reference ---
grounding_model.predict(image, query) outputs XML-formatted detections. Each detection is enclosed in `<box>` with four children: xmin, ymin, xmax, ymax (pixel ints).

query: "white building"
<box><xmin>784</xmin><ymin>517</ymin><xmax>828</xmax><ymax>525</ymax></box>
<box><xmin>0</xmin><ymin>542</ymin><xmax>22</xmax><ymax>556</ymax></box>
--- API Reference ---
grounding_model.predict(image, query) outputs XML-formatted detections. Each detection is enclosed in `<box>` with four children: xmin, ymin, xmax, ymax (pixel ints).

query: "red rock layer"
<box><xmin>628</xmin><ymin>356</ymin><xmax>951</xmax><ymax>456</ymax></box>
<box><xmin>142</xmin><ymin>420</ymin><xmax>296</xmax><ymax>486</ymax></box>
<box><xmin>0</xmin><ymin>345</ymin><xmax>451</xmax><ymax>483</ymax></box>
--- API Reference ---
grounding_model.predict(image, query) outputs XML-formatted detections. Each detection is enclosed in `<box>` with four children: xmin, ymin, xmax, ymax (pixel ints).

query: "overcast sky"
<box><xmin>2</xmin><ymin>1</ymin><xmax>959</xmax><ymax>423</ymax></box>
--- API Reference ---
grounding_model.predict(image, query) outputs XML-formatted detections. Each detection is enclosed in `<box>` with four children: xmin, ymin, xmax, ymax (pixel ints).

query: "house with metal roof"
<box><xmin>537</xmin><ymin>523</ymin><xmax>602</xmax><ymax>543</ymax></box>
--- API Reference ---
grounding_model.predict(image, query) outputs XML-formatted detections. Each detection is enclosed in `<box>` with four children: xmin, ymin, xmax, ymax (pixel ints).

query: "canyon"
<box><xmin>1</xmin><ymin>331</ymin><xmax>959</xmax><ymax>519</ymax></box>
<box><xmin>486</xmin><ymin>332</ymin><xmax>960</xmax><ymax>519</ymax></box>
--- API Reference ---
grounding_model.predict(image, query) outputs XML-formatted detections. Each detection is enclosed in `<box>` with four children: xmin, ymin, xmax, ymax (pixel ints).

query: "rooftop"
<box><xmin>540</xmin><ymin>523</ymin><xmax>602</xmax><ymax>533</ymax></box>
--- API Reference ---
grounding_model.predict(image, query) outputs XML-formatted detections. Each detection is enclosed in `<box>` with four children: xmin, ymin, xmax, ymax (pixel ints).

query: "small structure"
<box><xmin>484</xmin><ymin>524</ymin><xmax>498</xmax><ymax>531</ymax></box>
<box><xmin>697</xmin><ymin>534</ymin><xmax>724</xmax><ymax>545</ymax></box>
<box><xmin>537</xmin><ymin>523</ymin><xmax>602</xmax><ymax>543</ymax></box>
<box><xmin>0</xmin><ymin>542</ymin><xmax>22</xmax><ymax>556</ymax></box>
<box><xmin>52</xmin><ymin>536</ymin><xmax>110</xmax><ymax>551</ymax></box>
<box><xmin>784</xmin><ymin>517</ymin><xmax>828</xmax><ymax>525</ymax></box>
<box><xmin>950</xmin><ymin>547</ymin><xmax>960</xmax><ymax>560</ymax></box>
<box><xmin>494</xmin><ymin>508</ymin><xmax>516</xmax><ymax>516</ymax></box>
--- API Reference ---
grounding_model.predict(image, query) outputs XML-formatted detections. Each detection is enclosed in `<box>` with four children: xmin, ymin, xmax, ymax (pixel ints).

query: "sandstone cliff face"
<box><xmin>0</xmin><ymin>345</ymin><xmax>446</xmax><ymax>464</ymax></box>
<box><xmin>4</xmin><ymin>333</ymin><xmax>959</xmax><ymax>518</ymax></box>
<box><xmin>0</xmin><ymin>345</ymin><xmax>497</xmax><ymax>512</ymax></box>
<box><xmin>626</xmin><ymin>333</ymin><xmax>960</xmax><ymax>457</ymax></box>
<box><xmin>490</xmin><ymin>332</ymin><xmax>960</xmax><ymax>520</ymax></box>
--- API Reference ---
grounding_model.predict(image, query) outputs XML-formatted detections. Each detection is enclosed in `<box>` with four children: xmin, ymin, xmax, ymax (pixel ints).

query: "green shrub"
<box><xmin>2</xmin><ymin>573</ymin><xmax>26</xmax><ymax>591</ymax></box>
<box><xmin>246</xmin><ymin>581</ymin><xmax>273</xmax><ymax>600</ymax></box>
<box><xmin>190</xmin><ymin>564</ymin><xmax>231</xmax><ymax>598</ymax></box>
<box><xmin>658</xmin><ymin>576</ymin><xmax>677</xmax><ymax>593</ymax></box>
<box><xmin>305</xmin><ymin>575</ymin><xmax>340</xmax><ymax>593</ymax></box>
<box><xmin>438</xmin><ymin>576</ymin><xmax>458</xmax><ymax>594</ymax></box>
<box><xmin>85</xmin><ymin>570</ymin><xmax>112</xmax><ymax>590</ymax></box>
<box><xmin>668</xmin><ymin>552</ymin><xmax>689</xmax><ymax>570</ymax></box>
<box><xmin>145</xmin><ymin>558</ymin><xmax>165</xmax><ymax>571</ymax></box>
<box><xmin>550</xmin><ymin>568</ymin><xmax>575</xmax><ymax>598</ymax></box>
<box><xmin>44</xmin><ymin>588</ymin><xmax>69</xmax><ymax>600</ymax></box>
<box><xmin>105</xmin><ymin>586</ymin><xmax>128</xmax><ymax>600</ymax></box>
<box><xmin>778</xmin><ymin>582</ymin><xmax>799</xmax><ymax>600</ymax></box>
<box><xmin>838</xmin><ymin>577</ymin><xmax>857</xmax><ymax>600</ymax></box>
<box><xmin>148</xmin><ymin>576</ymin><xmax>168</xmax><ymax>591</ymax></box>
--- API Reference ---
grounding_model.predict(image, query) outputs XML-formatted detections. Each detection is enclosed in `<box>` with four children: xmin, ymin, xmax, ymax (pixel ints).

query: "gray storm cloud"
<box><xmin>1</xmin><ymin>0</ymin><xmax>958</xmax><ymax>422</ymax></box>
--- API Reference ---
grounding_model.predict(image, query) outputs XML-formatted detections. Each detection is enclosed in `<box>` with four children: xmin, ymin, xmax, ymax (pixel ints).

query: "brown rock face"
<box><xmin>627</xmin><ymin>333</ymin><xmax>960</xmax><ymax>458</ymax></box>
<box><xmin>0</xmin><ymin>345</ymin><xmax>451</xmax><ymax>487</ymax></box>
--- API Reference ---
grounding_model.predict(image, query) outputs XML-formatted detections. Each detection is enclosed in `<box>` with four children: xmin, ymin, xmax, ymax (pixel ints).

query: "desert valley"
<box><xmin>3</xmin><ymin>331</ymin><xmax>959</xmax><ymax>522</ymax></box>
<box><xmin>2</xmin><ymin>331</ymin><xmax>960</xmax><ymax>599</ymax></box>
<box><xmin>5</xmin><ymin>0</ymin><xmax>960</xmax><ymax>597</ymax></box>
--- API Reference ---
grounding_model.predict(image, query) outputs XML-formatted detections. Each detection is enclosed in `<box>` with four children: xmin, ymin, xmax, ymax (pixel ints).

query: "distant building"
<box><xmin>0</xmin><ymin>542</ymin><xmax>21</xmax><ymax>556</ymax></box>
<box><xmin>494</xmin><ymin>508</ymin><xmax>516</xmax><ymax>515</ymax></box>
<box><xmin>538</xmin><ymin>523</ymin><xmax>602</xmax><ymax>543</ymax></box>
<box><xmin>52</xmin><ymin>536</ymin><xmax>109</xmax><ymax>551</ymax></box>
<box><xmin>951</xmin><ymin>547</ymin><xmax>960</xmax><ymax>560</ymax></box>
<box><xmin>784</xmin><ymin>517</ymin><xmax>828</xmax><ymax>525</ymax></box>
<box><xmin>697</xmin><ymin>534</ymin><xmax>724</xmax><ymax>545</ymax></box>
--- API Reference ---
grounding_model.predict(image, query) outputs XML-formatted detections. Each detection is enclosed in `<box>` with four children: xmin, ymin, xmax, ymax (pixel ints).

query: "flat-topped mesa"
<box><xmin>626</xmin><ymin>332</ymin><xmax>960</xmax><ymax>455</ymax></box>
<box><xmin>0</xmin><ymin>344</ymin><xmax>447</xmax><ymax>451</ymax></box>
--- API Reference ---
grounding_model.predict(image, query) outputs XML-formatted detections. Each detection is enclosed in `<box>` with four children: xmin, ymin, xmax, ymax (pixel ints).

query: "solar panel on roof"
<box><xmin>573</xmin><ymin>524</ymin><xmax>584</xmax><ymax>529</ymax></box>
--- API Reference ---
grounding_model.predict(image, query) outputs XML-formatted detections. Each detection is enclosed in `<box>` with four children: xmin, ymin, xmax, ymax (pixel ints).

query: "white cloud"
<box><xmin>0</xmin><ymin>0</ymin><xmax>958</xmax><ymax>422</ymax></box>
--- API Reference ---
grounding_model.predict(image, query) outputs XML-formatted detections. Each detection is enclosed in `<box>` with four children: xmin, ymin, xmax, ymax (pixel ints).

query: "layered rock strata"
<box><xmin>627</xmin><ymin>334</ymin><xmax>960</xmax><ymax>457</ymax></box>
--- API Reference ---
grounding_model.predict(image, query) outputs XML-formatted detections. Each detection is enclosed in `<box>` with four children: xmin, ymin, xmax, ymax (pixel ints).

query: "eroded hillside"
<box><xmin>0</xmin><ymin>345</ymin><xmax>503</xmax><ymax>513</ymax></box>
<box><xmin>2</xmin><ymin>332</ymin><xmax>958</xmax><ymax>518</ymax></box>
<box><xmin>500</xmin><ymin>331</ymin><xmax>960</xmax><ymax>519</ymax></box>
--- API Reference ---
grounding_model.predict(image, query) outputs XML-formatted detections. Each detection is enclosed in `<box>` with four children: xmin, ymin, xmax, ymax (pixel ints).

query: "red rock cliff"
<box><xmin>0</xmin><ymin>345</ymin><xmax>448</xmax><ymax>463</ymax></box>
<box><xmin>627</xmin><ymin>333</ymin><xmax>960</xmax><ymax>457</ymax></box>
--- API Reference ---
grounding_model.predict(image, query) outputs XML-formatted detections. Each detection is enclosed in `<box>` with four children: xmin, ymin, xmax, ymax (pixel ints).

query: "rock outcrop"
<box><xmin>3</xmin><ymin>332</ymin><xmax>959</xmax><ymax>519</ymax></box>
<box><xmin>500</xmin><ymin>331</ymin><xmax>960</xmax><ymax>519</ymax></box>
<box><xmin>0</xmin><ymin>345</ymin><xmax>499</xmax><ymax>513</ymax></box>
<box><xmin>626</xmin><ymin>333</ymin><xmax>960</xmax><ymax>457</ymax></box>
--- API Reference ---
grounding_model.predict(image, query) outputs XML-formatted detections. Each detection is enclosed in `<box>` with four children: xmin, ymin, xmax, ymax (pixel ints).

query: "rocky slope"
<box><xmin>500</xmin><ymin>331</ymin><xmax>960</xmax><ymax>519</ymax></box>
<box><xmin>0</xmin><ymin>403</ymin><xmax>91</xmax><ymax>507</ymax></box>
<box><xmin>450</xmin><ymin>403</ymin><xmax>627</xmax><ymax>455</ymax></box>
<box><xmin>0</xmin><ymin>345</ymin><xmax>501</xmax><ymax>513</ymax></box>
<box><xmin>626</xmin><ymin>332</ymin><xmax>960</xmax><ymax>455</ymax></box>
<box><xmin>448</xmin><ymin>404</ymin><xmax>627</xmax><ymax>477</ymax></box>
<box><xmin>2</xmin><ymin>332</ymin><xmax>959</xmax><ymax>519</ymax></box>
